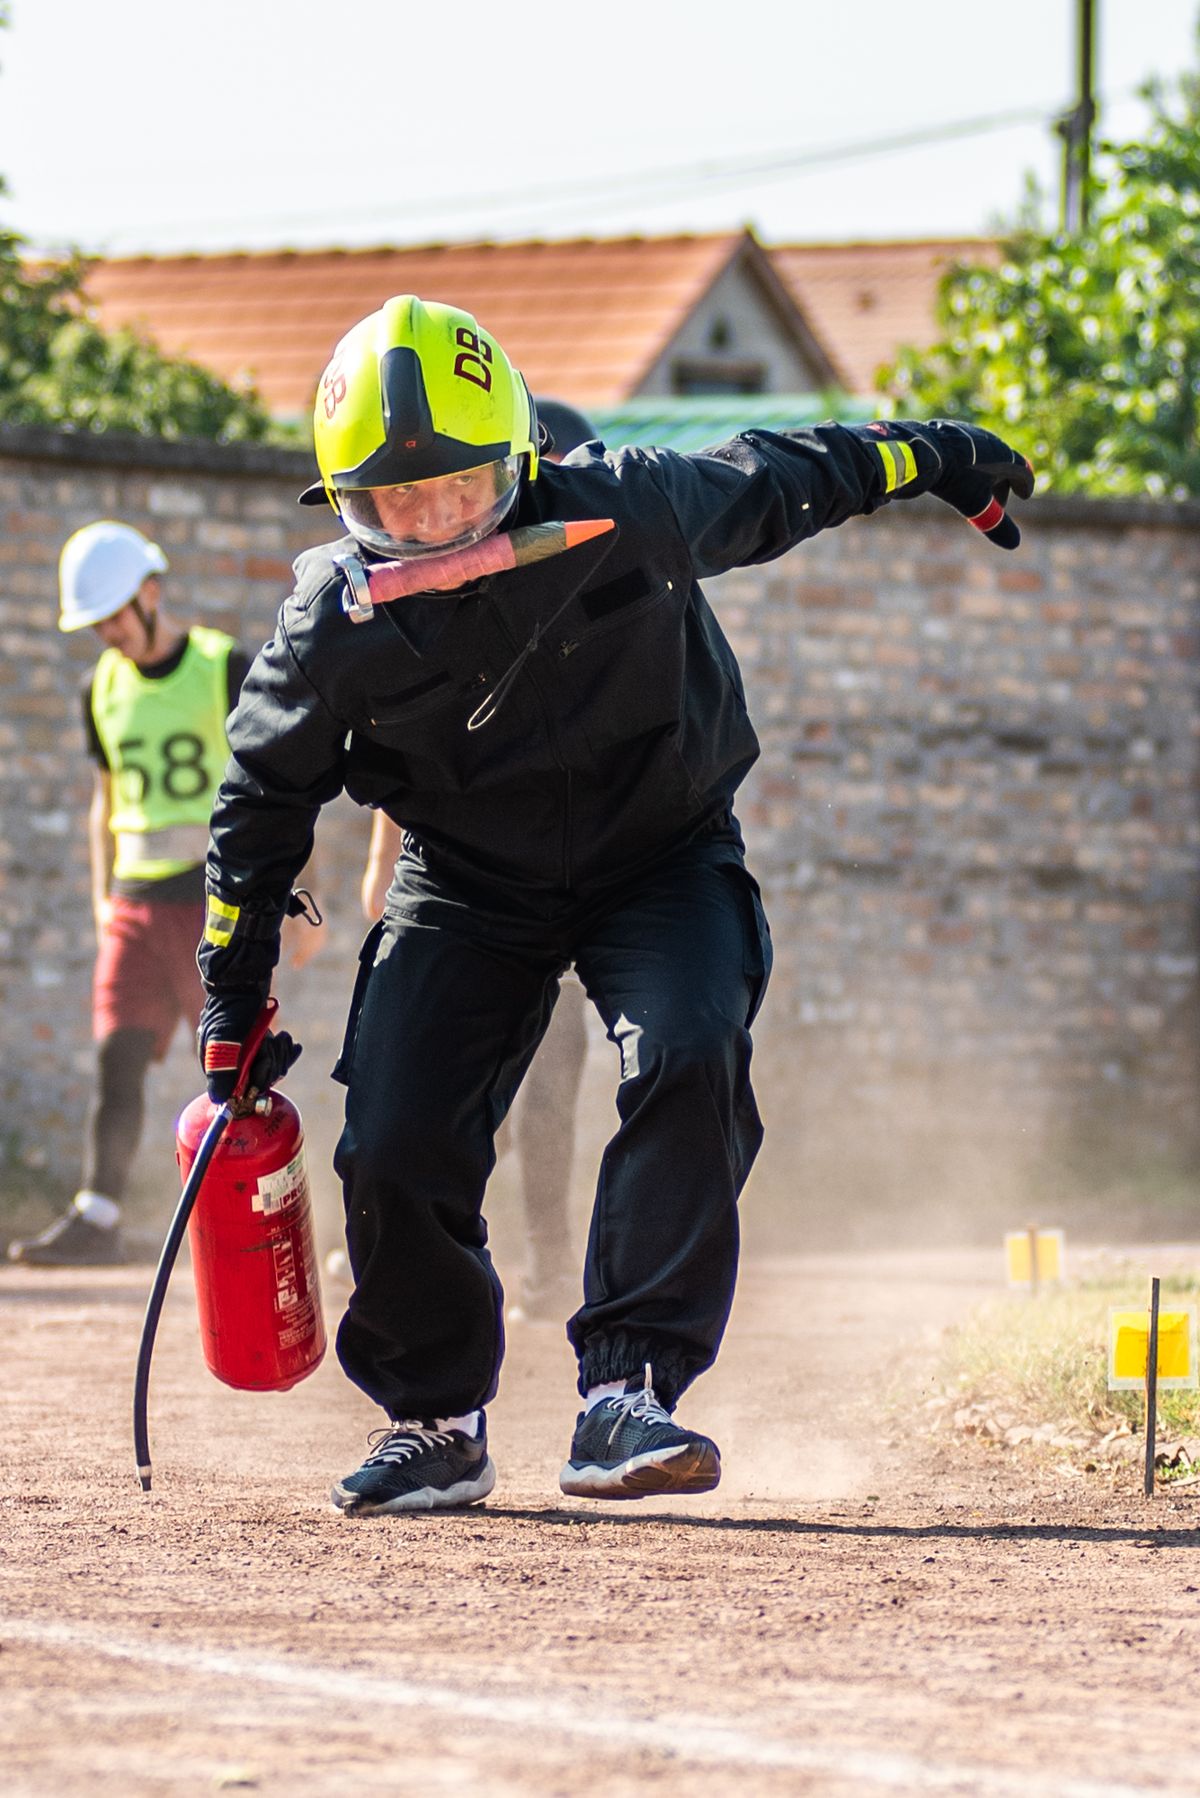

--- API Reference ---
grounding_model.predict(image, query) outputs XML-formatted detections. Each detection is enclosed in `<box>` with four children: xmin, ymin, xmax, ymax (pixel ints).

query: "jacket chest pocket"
<box><xmin>551</xmin><ymin>571</ymin><xmax>686</xmax><ymax>753</ymax></box>
<box><xmin>557</xmin><ymin>566</ymin><xmax>676</xmax><ymax>654</ymax></box>
<box><xmin>367</xmin><ymin>668</ymin><xmax>488</xmax><ymax>728</ymax></box>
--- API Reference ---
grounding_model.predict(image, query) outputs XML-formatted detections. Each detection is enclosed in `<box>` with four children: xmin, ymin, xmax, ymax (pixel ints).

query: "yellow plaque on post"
<box><xmin>1108</xmin><ymin>1307</ymin><xmax>1197</xmax><ymax>1391</ymax></box>
<box><xmin>1004</xmin><ymin>1229</ymin><xmax>1065</xmax><ymax>1287</ymax></box>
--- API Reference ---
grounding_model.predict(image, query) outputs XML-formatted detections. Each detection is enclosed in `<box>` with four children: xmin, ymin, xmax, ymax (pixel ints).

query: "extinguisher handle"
<box><xmin>231</xmin><ymin>997</ymin><xmax>279</xmax><ymax>1103</ymax></box>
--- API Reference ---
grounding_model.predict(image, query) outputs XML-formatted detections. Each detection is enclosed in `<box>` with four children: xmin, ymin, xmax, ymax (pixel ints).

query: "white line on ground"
<box><xmin>0</xmin><ymin>1615</ymin><xmax>1177</xmax><ymax>1798</ymax></box>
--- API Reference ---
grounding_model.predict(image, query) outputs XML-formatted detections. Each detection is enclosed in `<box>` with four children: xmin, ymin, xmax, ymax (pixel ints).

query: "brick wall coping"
<box><xmin>1017</xmin><ymin>492</ymin><xmax>1200</xmax><ymax>531</ymax></box>
<box><xmin>1</xmin><ymin>423</ymin><xmax>1199</xmax><ymax>534</ymax></box>
<box><xmin>0</xmin><ymin>422</ymin><xmax>315</xmax><ymax>484</ymax></box>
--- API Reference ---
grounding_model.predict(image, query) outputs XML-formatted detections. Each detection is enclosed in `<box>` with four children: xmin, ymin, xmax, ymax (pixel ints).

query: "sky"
<box><xmin>1</xmin><ymin>0</ymin><xmax>1197</xmax><ymax>256</ymax></box>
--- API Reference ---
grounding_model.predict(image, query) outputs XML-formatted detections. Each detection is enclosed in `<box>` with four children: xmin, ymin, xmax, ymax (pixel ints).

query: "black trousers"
<box><xmin>511</xmin><ymin>977</ymin><xmax>588</xmax><ymax>1275</ymax></box>
<box><xmin>333</xmin><ymin>833</ymin><xmax>772</xmax><ymax>1420</ymax></box>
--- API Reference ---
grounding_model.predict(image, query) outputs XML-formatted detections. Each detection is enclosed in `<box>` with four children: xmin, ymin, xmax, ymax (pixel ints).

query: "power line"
<box><xmin>46</xmin><ymin>94</ymin><xmax>1127</xmax><ymax>252</ymax></box>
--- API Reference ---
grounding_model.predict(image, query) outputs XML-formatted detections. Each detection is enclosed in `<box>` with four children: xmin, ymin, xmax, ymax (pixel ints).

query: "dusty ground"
<box><xmin>3</xmin><ymin>1243</ymin><xmax>1200</xmax><ymax>1797</ymax></box>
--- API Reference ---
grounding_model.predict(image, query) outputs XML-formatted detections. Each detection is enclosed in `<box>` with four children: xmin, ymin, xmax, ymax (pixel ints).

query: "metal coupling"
<box><xmin>333</xmin><ymin>549</ymin><xmax>375</xmax><ymax>623</ymax></box>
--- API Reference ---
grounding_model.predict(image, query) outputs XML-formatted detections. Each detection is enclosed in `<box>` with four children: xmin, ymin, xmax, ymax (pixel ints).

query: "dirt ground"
<box><xmin>4</xmin><ymin>1242</ymin><xmax>1200</xmax><ymax>1797</ymax></box>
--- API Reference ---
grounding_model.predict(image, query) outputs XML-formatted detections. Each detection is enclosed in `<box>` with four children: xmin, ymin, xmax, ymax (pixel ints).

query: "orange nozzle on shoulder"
<box><xmin>561</xmin><ymin>519</ymin><xmax>616</xmax><ymax>547</ymax></box>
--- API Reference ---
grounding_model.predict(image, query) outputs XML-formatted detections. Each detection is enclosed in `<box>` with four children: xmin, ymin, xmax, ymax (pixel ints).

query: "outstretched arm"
<box><xmin>647</xmin><ymin>419</ymin><xmax>1033</xmax><ymax>580</ymax></box>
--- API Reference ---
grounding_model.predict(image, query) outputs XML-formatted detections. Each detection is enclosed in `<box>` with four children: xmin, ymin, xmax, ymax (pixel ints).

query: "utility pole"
<box><xmin>1056</xmin><ymin>0</ymin><xmax>1098</xmax><ymax>233</ymax></box>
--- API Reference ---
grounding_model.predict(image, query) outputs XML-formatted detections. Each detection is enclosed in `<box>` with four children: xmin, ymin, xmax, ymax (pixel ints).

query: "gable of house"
<box><xmin>635</xmin><ymin>232</ymin><xmax>839</xmax><ymax>399</ymax></box>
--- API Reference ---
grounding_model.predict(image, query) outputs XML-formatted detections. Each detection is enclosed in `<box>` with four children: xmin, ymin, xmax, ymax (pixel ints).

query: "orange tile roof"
<box><xmin>84</xmin><ymin>234</ymin><xmax>763</xmax><ymax>418</ymax></box>
<box><xmin>772</xmin><ymin>239</ymin><xmax>1002</xmax><ymax>394</ymax></box>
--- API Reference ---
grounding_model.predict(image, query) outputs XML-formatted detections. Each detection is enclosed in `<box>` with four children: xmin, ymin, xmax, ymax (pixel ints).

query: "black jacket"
<box><xmin>201</xmin><ymin>424</ymin><xmax>919</xmax><ymax>992</ymax></box>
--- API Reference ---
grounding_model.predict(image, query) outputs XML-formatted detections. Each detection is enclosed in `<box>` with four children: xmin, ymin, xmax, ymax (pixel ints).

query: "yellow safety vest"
<box><xmin>90</xmin><ymin>627</ymin><xmax>235</xmax><ymax>882</ymax></box>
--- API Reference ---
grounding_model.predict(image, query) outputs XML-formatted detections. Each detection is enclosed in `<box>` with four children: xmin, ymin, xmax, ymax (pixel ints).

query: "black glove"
<box><xmin>197</xmin><ymin>991</ymin><xmax>302</xmax><ymax>1105</ymax></box>
<box><xmin>861</xmin><ymin>420</ymin><xmax>1034</xmax><ymax>549</ymax></box>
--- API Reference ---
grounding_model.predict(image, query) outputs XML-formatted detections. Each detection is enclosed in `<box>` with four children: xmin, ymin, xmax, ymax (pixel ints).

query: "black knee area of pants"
<box><xmin>97</xmin><ymin>1027</ymin><xmax>157</xmax><ymax>1097</ymax></box>
<box><xmin>85</xmin><ymin>1028</ymin><xmax>157</xmax><ymax>1199</ymax></box>
<box><xmin>340</xmin><ymin>1089</ymin><xmax>489</xmax><ymax>1203</ymax></box>
<box><xmin>621</xmin><ymin>1013</ymin><xmax>750</xmax><ymax>1104</ymax></box>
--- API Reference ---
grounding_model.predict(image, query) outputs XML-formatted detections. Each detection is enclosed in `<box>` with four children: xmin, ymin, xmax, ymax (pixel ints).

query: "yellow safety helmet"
<box><xmin>301</xmin><ymin>295</ymin><xmax>538</xmax><ymax>558</ymax></box>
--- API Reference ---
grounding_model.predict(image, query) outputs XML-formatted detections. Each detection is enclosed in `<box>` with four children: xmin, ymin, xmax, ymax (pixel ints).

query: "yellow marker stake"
<box><xmin>1004</xmin><ymin>1229</ymin><xmax>1065</xmax><ymax>1290</ymax></box>
<box><xmin>1108</xmin><ymin>1303</ymin><xmax>1196</xmax><ymax>1390</ymax></box>
<box><xmin>1107</xmin><ymin>1286</ymin><xmax>1198</xmax><ymax>1500</ymax></box>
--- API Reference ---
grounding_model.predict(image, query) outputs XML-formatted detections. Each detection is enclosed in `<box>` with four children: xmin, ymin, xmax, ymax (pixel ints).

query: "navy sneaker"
<box><xmin>559</xmin><ymin>1366</ymin><xmax>721</xmax><ymax>1500</ymax></box>
<box><xmin>332</xmin><ymin>1418</ymin><xmax>495</xmax><ymax>1516</ymax></box>
<box><xmin>8</xmin><ymin>1208</ymin><xmax>126</xmax><ymax>1267</ymax></box>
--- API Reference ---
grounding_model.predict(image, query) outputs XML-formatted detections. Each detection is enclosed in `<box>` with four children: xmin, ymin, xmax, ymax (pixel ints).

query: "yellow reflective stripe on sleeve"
<box><xmin>204</xmin><ymin>896</ymin><xmax>240</xmax><ymax>948</ymax></box>
<box><xmin>873</xmin><ymin>438</ymin><xmax>917</xmax><ymax>493</ymax></box>
<box><xmin>873</xmin><ymin>440</ymin><xmax>900</xmax><ymax>492</ymax></box>
<box><xmin>874</xmin><ymin>436</ymin><xmax>921</xmax><ymax>492</ymax></box>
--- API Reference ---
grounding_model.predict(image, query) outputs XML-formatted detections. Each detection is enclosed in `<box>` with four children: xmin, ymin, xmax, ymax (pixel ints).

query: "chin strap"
<box><xmin>129</xmin><ymin>595</ymin><xmax>157</xmax><ymax>654</ymax></box>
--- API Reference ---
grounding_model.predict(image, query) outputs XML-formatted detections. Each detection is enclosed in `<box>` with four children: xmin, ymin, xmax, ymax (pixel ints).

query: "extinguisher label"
<box><xmin>253</xmin><ymin>1148</ymin><xmax>308</xmax><ymax>1215</ymax></box>
<box><xmin>272</xmin><ymin>1235</ymin><xmax>300</xmax><ymax>1315</ymax></box>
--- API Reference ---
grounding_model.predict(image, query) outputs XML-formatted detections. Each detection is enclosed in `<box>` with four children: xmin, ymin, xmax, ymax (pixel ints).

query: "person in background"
<box><xmin>357</xmin><ymin>397</ymin><xmax>599</xmax><ymax>1321</ymax></box>
<box><xmin>196</xmin><ymin>294</ymin><xmax>1033</xmax><ymax>1515</ymax></box>
<box><xmin>9</xmin><ymin>522</ymin><xmax>320</xmax><ymax>1267</ymax></box>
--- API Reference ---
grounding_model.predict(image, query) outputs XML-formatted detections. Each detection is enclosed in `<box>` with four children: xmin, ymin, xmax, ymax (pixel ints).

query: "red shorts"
<box><xmin>93</xmin><ymin>896</ymin><xmax>206</xmax><ymax>1058</ymax></box>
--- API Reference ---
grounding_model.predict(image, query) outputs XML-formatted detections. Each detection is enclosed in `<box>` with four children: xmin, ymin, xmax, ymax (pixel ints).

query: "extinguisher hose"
<box><xmin>133</xmin><ymin>998</ymin><xmax>277</xmax><ymax>1492</ymax></box>
<box><xmin>133</xmin><ymin>1101</ymin><xmax>232</xmax><ymax>1491</ymax></box>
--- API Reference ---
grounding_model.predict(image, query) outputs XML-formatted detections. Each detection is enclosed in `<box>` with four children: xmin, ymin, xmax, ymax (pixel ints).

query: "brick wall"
<box><xmin>2</xmin><ymin>425</ymin><xmax>1197</xmax><ymax>1244</ymax></box>
<box><xmin>712</xmin><ymin>492</ymin><xmax>1200</xmax><ymax>1235</ymax></box>
<box><xmin>0</xmin><ymin>426</ymin><xmax>359</xmax><ymax>1233</ymax></box>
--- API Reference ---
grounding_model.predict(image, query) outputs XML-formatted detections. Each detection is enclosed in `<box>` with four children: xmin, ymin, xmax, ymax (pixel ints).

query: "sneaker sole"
<box><xmin>331</xmin><ymin>1456</ymin><xmax>497</xmax><ymax>1517</ymax></box>
<box><xmin>7</xmin><ymin>1245</ymin><xmax>128</xmax><ymax>1267</ymax></box>
<box><xmin>559</xmin><ymin>1440</ymin><xmax>721</xmax><ymax>1500</ymax></box>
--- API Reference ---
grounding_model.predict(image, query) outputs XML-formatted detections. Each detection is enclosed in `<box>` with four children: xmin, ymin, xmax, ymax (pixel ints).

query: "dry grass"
<box><xmin>938</xmin><ymin>1267</ymin><xmax>1200</xmax><ymax>1444</ymax></box>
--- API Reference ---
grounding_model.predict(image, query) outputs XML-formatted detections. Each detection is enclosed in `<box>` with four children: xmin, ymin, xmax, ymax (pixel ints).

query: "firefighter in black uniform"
<box><xmin>197</xmin><ymin>295</ymin><xmax>1032</xmax><ymax>1515</ymax></box>
<box><xmin>357</xmin><ymin>399</ymin><xmax>601</xmax><ymax>1325</ymax></box>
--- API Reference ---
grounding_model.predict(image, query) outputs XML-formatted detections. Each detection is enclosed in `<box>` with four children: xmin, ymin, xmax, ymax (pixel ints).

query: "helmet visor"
<box><xmin>336</xmin><ymin>456</ymin><xmax>522</xmax><ymax>560</ymax></box>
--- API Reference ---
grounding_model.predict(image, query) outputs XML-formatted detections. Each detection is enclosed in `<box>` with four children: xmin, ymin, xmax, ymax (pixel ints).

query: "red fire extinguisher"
<box><xmin>133</xmin><ymin>1000</ymin><xmax>325</xmax><ymax>1490</ymax></box>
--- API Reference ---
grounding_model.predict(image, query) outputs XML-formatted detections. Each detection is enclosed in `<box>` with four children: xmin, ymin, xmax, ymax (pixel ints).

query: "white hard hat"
<box><xmin>58</xmin><ymin>521</ymin><xmax>168</xmax><ymax>633</ymax></box>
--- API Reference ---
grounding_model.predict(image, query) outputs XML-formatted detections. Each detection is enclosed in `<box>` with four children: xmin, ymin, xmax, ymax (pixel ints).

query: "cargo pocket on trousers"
<box><xmin>331</xmin><ymin>919</ymin><xmax>386</xmax><ymax>1086</ymax></box>
<box><xmin>719</xmin><ymin>863</ymin><xmax>773</xmax><ymax>1027</ymax></box>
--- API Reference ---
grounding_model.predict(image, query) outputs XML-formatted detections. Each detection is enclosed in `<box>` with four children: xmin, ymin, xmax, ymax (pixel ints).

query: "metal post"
<box><xmin>1058</xmin><ymin>0</ymin><xmax>1098</xmax><ymax>233</ymax></box>
<box><xmin>1144</xmin><ymin>1275</ymin><xmax>1160</xmax><ymax>1500</ymax></box>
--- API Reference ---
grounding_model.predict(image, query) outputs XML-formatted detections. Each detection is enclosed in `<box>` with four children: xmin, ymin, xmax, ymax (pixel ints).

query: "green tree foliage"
<box><xmin>884</xmin><ymin>71</ymin><xmax>1200</xmax><ymax>498</ymax></box>
<box><xmin>0</xmin><ymin>232</ymin><xmax>273</xmax><ymax>442</ymax></box>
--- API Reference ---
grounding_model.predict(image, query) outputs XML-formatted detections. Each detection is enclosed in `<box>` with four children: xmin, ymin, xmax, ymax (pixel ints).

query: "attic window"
<box><xmin>708</xmin><ymin>316</ymin><xmax>732</xmax><ymax>351</ymax></box>
<box><xmin>671</xmin><ymin>356</ymin><xmax>765</xmax><ymax>397</ymax></box>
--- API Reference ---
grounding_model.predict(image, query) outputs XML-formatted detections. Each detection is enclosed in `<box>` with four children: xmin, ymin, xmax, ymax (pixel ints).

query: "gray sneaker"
<box><xmin>560</xmin><ymin>1366</ymin><xmax>721</xmax><ymax>1500</ymax></box>
<box><xmin>8</xmin><ymin>1208</ymin><xmax>126</xmax><ymax>1267</ymax></box>
<box><xmin>332</xmin><ymin>1418</ymin><xmax>495</xmax><ymax>1516</ymax></box>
